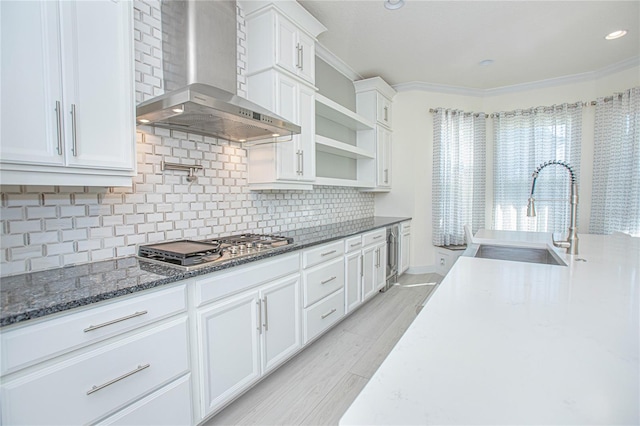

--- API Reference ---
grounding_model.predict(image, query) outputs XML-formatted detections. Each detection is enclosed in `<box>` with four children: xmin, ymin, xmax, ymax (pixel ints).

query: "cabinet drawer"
<box><xmin>303</xmin><ymin>290</ymin><xmax>345</xmax><ymax>344</ymax></box>
<box><xmin>303</xmin><ymin>257</ymin><xmax>345</xmax><ymax>307</ymax></box>
<box><xmin>97</xmin><ymin>375</ymin><xmax>192</xmax><ymax>426</ymax></box>
<box><xmin>1</xmin><ymin>284</ymin><xmax>187</xmax><ymax>375</ymax></box>
<box><xmin>401</xmin><ymin>221</ymin><xmax>411</xmax><ymax>233</ymax></box>
<box><xmin>345</xmin><ymin>236</ymin><xmax>363</xmax><ymax>253</ymax></box>
<box><xmin>362</xmin><ymin>229</ymin><xmax>386</xmax><ymax>247</ymax></box>
<box><xmin>302</xmin><ymin>241</ymin><xmax>344</xmax><ymax>269</ymax></box>
<box><xmin>1</xmin><ymin>317</ymin><xmax>189</xmax><ymax>425</ymax></box>
<box><xmin>195</xmin><ymin>253</ymin><xmax>300</xmax><ymax>307</ymax></box>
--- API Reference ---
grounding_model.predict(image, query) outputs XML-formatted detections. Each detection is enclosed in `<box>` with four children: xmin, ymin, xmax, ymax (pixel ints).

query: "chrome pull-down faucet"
<box><xmin>526</xmin><ymin>160</ymin><xmax>579</xmax><ymax>255</ymax></box>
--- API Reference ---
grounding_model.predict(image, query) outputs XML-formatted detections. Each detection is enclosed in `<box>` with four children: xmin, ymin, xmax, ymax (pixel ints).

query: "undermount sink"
<box><xmin>473</xmin><ymin>244</ymin><xmax>567</xmax><ymax>266</ymax></box>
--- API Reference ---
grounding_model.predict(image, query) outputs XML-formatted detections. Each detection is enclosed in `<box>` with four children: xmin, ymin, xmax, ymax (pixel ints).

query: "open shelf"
<box><xmin>315</xmin><ymin>94</ymin><xmax>374</xmax><ymax>131</ymax></box>
<box><xmin>316</xmin><ymin>135</ymin><xmax>375</xmax><ymax>159</ymax></box>
<box><xmin>314</xmin><ymin>177</ymin><xmax>375</xmax><ymax>188</ymax></box>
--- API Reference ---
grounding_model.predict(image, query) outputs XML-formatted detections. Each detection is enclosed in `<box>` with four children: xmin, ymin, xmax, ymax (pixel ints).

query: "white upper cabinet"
<box><xmin>243</xmin><ymin>2</ymin><xmax>325</xmax><ymax>85</ymax></box>
<box><xmin>241</xmin><ymin>1</ymin><xmax>326</xmax><ymax>190</ymax></box>
<box><xmin>0</xmin><ymin>0</ymin><xmax>135</xmax><ymax>187</ymax></box>
<box><xmin>354</xmin><ymin>77</ymin><xmax>397</xmax><ymax>192</ymax></box>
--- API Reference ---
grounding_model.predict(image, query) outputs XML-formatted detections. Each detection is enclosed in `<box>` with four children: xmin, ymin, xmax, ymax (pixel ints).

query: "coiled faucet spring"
<box><xmin>527</xmin><ymin>160</ymin><xmax>579</xmax><ymax>255</ymax></box>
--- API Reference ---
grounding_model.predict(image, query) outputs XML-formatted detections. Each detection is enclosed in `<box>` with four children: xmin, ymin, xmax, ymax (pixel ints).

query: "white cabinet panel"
<box><xmin>98</xmin><ymin>374</ymin><xmax>193</xmax><ymax>426</ymax></box>
<box><xmin>297</xmin><ymin>30</ymin><xmax>315</xmax><ymax>83</ymax></box>
<box><xmin>1</xmin><ymin>285</ymin><xmax>187</xmax><ymax>375</ymax></box>
<box><xmin>303</xmin><ymin>289</ymin><xmax>344</xmax><ymax>344</ymax></box>
<box><xmin>345</xmin><ymin>250</ymin><xmax>362</xmax><ymax>313</ymax></box>
<box><xmin>376</xmin><ymin>127</ymin><xmax>392</xmax><ymax>189</ymax></box>
<box><xmin>197</xmin><ymin>291</ymin><xmax>261</xmax><ymax>417</ymax></box>
<box><xmin>61</xmin><ymin>0</ymin><xmax>134</xmax><ymax>171</ymax></box>
<box><xmin>400</xmin><ymin>221</ymin><xmax>411</xmax><ymax>274</ymax></box>
<box><xmin>260</xmin><ymin>275</ymin><xmax>302</xmax><ymax>373</ymax></box>
<box><xmin>0</xmin><ymin>1</ymin><xmax>64</xmax><ymax>166</ymax></box>
<box><xmin>302</xmin><ymin>240</ymin><xmax>344</xmax><ymax>269</ymax></box>
<box><xmin>303</xmin><ymin>257</ymin><xmax>345</xmax><ymax>307</ymax></box>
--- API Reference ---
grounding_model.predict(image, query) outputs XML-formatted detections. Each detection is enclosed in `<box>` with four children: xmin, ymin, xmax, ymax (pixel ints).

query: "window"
<box><xmin>492</xmin><ymin>104</ymin><xmax>582</xmax><ymax>234</ymax></box>
<box><xmin>432</xmin><ymin>109</ymin><xmax>486</xmax><ymax>246</ymax></box>
<box><xmin>589</xmin><ymin>87</ymin><xmax>640</xmax><ymax>236</ymax></box>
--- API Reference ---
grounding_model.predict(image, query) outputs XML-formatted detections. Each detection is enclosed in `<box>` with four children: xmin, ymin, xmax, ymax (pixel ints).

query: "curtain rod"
<box><xmin>429</xmin><ymin>91</ymin><xmax>630</xmax><ymax>115</ymax></box>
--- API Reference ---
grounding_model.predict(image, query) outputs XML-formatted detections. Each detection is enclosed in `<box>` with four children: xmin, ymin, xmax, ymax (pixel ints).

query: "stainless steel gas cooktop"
<box><xmin>137</xmin><ymin>233</ymin><xmax>293</xmax><ymax>270</ymax></box>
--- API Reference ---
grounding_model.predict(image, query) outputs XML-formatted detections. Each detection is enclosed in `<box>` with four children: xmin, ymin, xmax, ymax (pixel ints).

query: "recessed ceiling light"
<box><xmin>479</xmin><ymin>59</ymin><xmax>495</xmax><ymax>67</ymax></box>
<box><xmin>384</xmin><ymin>0</ymin><xmax>404</xmax><ymax>10</ymax></box>
<box><xmin>605</xmin><ymin>30</ymin><xmax>627</xmax><ymax>40</ymax></box>
<box><xmin>138</xmin><ymin>119</ymin><xmax>150</xmax><ymax>124</ymax></box>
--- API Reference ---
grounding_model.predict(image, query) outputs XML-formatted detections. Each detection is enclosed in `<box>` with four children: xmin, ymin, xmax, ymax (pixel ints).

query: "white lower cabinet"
<box><xmin>1</xmin><ymin>318</ymin><xmax>190</xmax><ymax>425</ymax></box>
<box><xmin>400</xmin><ymin>221</ymin><xmax>412</xmax><ymax>274</ymax></box>
<box><xmin>301</xmin><ymin>242</ymin><xmax>345</xmax><ymax>344</ymax></box>
<box><xmin>344</xmin><ymin>249</ymin><xmax>363</xmax><ymax>313</ymax></box>
<box><xmin>98</xmin><ymin>375</ymin><xmax>193</xmax><ymax>426</ymax></box>
<box><xmin>0</xmin><ymin>284</ymin><xmax>191</xmax><ymax>426</ymax></box>
<box><xmin>303</xmin><ymin>289</ymin><xmax>345</xmax><ymax>343</ymax></box>
<box><xmin>361</xmin><ymin>229</ymin><xmax>387</xmax><ymax>301</ymax></box>
<box><xmin>196</xmin><ymin>273</ymin><xmax>301</xmax><ymax>419</ymax></box>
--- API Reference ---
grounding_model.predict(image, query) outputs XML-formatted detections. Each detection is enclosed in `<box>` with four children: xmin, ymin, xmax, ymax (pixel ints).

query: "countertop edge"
<box><xmin>1</xmin><ymin>216</ymin><xmax>411</xmax><ymax>327</ymax></box>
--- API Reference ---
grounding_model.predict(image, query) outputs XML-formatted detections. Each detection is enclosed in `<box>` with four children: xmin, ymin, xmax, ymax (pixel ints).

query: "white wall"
<box><xmin>379</xmin><ymin>66</ymin><xmax>640</xmax><ymax>273</ymax></box>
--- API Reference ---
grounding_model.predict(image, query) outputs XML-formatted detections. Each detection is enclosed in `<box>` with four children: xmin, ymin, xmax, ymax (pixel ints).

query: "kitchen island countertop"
<box><xmin>340</xmin><ymin>230</ymin><xmax>639</xmax><ymax>425</ymax></box>
<box><xmin>0</xmin><ymin>216</ymin><xmax>409</xmax><ymax>327</ymax></box>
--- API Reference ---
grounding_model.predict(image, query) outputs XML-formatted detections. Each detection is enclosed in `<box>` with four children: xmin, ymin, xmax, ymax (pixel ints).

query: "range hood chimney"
<box><xmin>136</xmin><ymin>0</ymin><xmax>300</xmax><ymax>142</ymax></box>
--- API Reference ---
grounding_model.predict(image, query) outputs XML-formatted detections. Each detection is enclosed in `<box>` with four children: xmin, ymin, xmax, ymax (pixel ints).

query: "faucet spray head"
<box><xmin>527</xmin><ymin>197</ymin><xmax>536</xmax><ymax>217</ymax></box>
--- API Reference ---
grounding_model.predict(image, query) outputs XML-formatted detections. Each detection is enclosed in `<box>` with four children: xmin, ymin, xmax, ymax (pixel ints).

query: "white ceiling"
<box><xmin>298</xmin><ymin>0</ymin><xmax>640</xmax><ymax>90</ymax></box>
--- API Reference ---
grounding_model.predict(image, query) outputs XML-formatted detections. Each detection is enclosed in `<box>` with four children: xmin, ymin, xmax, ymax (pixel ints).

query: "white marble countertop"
<box><xmin>341</xmin><ymin>231</ymin><xmax>639</xmax><ymax>425</ymax></box>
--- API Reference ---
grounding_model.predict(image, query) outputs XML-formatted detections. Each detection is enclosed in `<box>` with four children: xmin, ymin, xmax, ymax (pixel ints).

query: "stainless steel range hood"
<box><xmin>135</xmin><ymin>0</ymin><xmax>300</xmax><ymax>142</ymax></box>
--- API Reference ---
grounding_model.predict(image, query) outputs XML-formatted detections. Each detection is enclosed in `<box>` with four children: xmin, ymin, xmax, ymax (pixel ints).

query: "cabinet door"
<box><xmin>376</xmin><ymin>127</ymin><xmax>392</xmax><ymax>188</ymax></box>
<box><xmin>297</xmin><ymin>30</ymin><xmax>315</xmax><ymax>83</ymax></box>
<box><xmin>61</xmin><ymin>0</ymin><xmax>134</xmax><ymax>171</ymax></box>
<box><xmin>400</xmin><ymin>230</ymin><xmax>411</xmax><ymax>274</ymax></box>
<box><xmin>260</xmin><ymin>275</ymin><xmax>301</xmax><ymax>373</ymax></box>
<box><xmin>376</xmin><ymin>94</ymin><xmax>392</xmax><ymax>128</ymax></box>
<box><xmin>275</xmin><ymin>14</ymin><xmax>298</xmax><ymax>76</ymax></box>
<box><xmin>298</xmin><ymin>84</ymin><xmax>316</xmax><ymax>181</ymax></box>
<box><xmin>375</xmin><ymin>242</ymin><xmax>387</xmax><ymax>291</ymax></box>
<box><xmin>197</xmin><ymin>291</ymin><xmax>261</xmax><ymax>417</ymax></box>
<box><xmin>362</xmin><ymin>245</ymin><xmax>377</xmax><ymax>301</ymax></box>
<box><xmin>345</xmin><ymin>250</ymin><xmax>362</xmax><ymax>313</ymax></box>
<box><xmin>274</xmin><ymin>73</ymin><xmax>299</xmax><ymax>181</ymax></box>
<box><xmin>0</xmin><ymin>1</ymin><xmax>64</xmax><ymax>166</ymax></box>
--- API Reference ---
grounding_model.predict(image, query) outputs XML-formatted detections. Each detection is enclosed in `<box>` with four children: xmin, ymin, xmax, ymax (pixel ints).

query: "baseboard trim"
<box><xmin>405</xmin><ymin>265</ymin><xmax>437</xmax><ymax>274</ymax></box>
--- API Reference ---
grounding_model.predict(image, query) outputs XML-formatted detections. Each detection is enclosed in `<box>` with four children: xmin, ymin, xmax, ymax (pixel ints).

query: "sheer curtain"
<box><xmin>589</xmin><ymin>87</ymin><xmax>640</xmax><ymax>236</ymax></box>
<box><xmin>432</xmin><ymin>109</ymin><xmax>486</xmax><ymax>246</ymax></box>
<box><xmin>492</xmin><ymin>104</ymin><xmax>582</xmax><ymax>234</ymax></box>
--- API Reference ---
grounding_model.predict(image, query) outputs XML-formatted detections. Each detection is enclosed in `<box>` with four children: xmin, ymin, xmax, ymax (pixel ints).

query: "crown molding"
<box><xmin>392</xmin><ymin>56</ymin><xmax>640</xmax><ymax>97</ymax></box>
<box><xmin>315</xmin><ymin>43</ymin><xmax>362</xmax><ymax>81</ymax></box>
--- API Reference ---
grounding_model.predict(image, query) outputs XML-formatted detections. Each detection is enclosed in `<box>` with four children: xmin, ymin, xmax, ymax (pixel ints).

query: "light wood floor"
<box><xmin>204</xmin><ymin>272</ymin><xmax>442</xmax><ymax>426</ymax></box>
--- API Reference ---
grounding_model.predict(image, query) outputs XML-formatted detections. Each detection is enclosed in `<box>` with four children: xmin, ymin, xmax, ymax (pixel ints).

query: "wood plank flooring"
<box><xmin>204</xmin><ymin>272</ymin><xmax>442</xmax><ymax>426</ymax></box>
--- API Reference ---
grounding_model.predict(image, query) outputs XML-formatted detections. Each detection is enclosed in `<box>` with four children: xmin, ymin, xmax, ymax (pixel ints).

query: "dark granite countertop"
<box><xmin>0</xmin><ymin>216</ymin><xmax>410</xmax><ymax>327</ymax></box>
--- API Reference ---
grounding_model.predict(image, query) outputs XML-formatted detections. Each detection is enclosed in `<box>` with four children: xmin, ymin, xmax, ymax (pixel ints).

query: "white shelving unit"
<box><xmin>314</xmin><ymin>94</ymin><xmax>376</xmax><ymax>188</ymax></box>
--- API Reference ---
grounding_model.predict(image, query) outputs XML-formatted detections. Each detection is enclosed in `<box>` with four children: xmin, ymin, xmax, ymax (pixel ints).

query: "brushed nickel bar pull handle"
<box><xmin>373</xmin><ymin>235</ymin><xmax>383</xmax><ymax>240</ymax></box>
<box><xmin>360</xmin><ymin>254</ymin><xmax>364</xmax><ymax>277</ymax></box>
<box><xmin>70</xmin><ymin>104</ymin><xmax>78</xmax><ymax>156</ymax></box>
<box><xmin>321</xmin><ymin>249</ymin><xmax>337</xmax><ymax>257</ymax></box>
<box><xmin>87</xmin><ymin>363</ymin><xmax>150</xmax><ymax>395</ymax></box>
<box><xmin>263</xmin><ymin>296</ymin><xmax>268</xmax><ymax>331</ymax></box>
<box><xmin>384</xmin><ymin>106</ymin><xmax>388</xmax><ymax>122</ymax></box>
<box><xmin>84</xmin><ymin>311</ymin><xmax>148</xmax><ymax>332</ymax></box>
<box><xmin>321</xmin><ymin>308</ymin><xmax>337</xmax><ymax>319</ymax></box>
<box><xmin>300</xmin><ymin>150</ymin><xmax>304</xmax><ymax>175</ymax></box>
<box><xmin>257</xmin><ymin>299</ymin><xmax>262</xmax><ymax>334</ymax></box>
<box><xmin>55</xmin><ymin>101</ymin><xmax>63</xmax><ymax>155</ymax></box>
<box><xmin>350</xmin><ymin>242</ymin><xmax>361</xmax><ymax>247</ymax></box>
<box><xmin>321</xmin><ymin>276</ymin><xmax>337</xmax><ymax>285</ymax></box>
<box><xmin>300</xmin><ymin>45</ymin><xmax>303</xmax><ymax>71</ymax></box>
